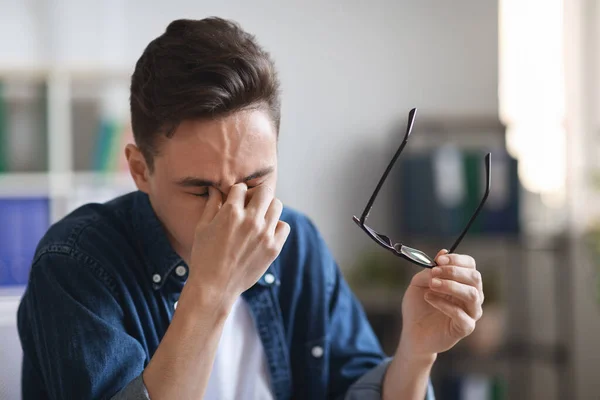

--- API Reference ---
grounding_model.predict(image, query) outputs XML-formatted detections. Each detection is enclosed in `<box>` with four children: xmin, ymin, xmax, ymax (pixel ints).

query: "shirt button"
<box><xmin>264</xmin><ymin>273</ymin><xmax>275</xmax><ymax>285</ymax></box>
<box><xmin>311</xmin><ymin>346</ymin><xmax>324</xmax><ymax>358</ymax></box>
<box><xmin>174</xmin><ymin>301</ymin><xmax>178</xmax><ymax>310</ymax></box>
<box><xmin>175</xmin><ymin>265</ymin><xmax>187</xmax><ymax>277</ymax></box>
<box><xmin>152</xmin><ymin>274</ymin><xmax>162</xmax><ymax>283</ymax></box>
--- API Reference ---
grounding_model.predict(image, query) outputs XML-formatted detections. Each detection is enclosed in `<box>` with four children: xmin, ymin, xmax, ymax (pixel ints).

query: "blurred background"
<box><xmin>0</xmin><ymin>0</ymin><xmax>599</xmax><ymax>399</ymax></box>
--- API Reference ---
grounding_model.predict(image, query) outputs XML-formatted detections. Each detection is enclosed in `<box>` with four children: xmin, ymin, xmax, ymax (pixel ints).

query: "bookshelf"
<box><xmin>0</xmin><ymin>67</ymin><xmax>137</xmax><ymax>398</ymax></box>
<box><xmin>0</xmin><ymin>67</ymin><xmax>136</xmax><ymax>290</ymax></box>
<box><xmin>349</xmin><ymin>117</ymin><xmax>574</xmax><ymax>399</ymax></box>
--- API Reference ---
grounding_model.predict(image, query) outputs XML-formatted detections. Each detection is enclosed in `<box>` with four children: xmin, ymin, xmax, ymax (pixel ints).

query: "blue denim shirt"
<box><xmin>17</xmin><ymin>191</ymin><xmax>434</xmax><ymax>400</ymax></box>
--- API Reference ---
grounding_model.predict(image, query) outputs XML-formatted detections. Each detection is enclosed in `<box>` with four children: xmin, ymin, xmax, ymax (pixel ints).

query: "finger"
<box><xmin>225</xmin><ymin>183</ymin><xmax>248</xmax><ymax>209</ymax></box>
<box><xmin>199</xmin><ymin>186</ymin><xmax>223</xmax><ymax>224</ymax></box>
<box><xmin>247</xmin><ymin>185</ymin><xmax>274</xmax><ymax>217</ymax></box>
<box><xmin>265</xmin><ymin>198</ymin><xmax>284</xmax><ymax>235</ymax></box>
<box><xmin>431</xmin><ymin>265</ymin><xmax>483</xmax><ymax>293</ymax></box>
<box><xmin>429</xmin><ymin>278</ymin><xmax>481</xmax><ymax>319</ymax></box>
<box><xmin>273</xmin><ymin>220</ymin><xmax>291</xmax><ymax>250</ymax></box>
<box><xmin>424</xmin><ymin>292</ymin><xmax>476</xmax><ymax>337</ymax></box>
<box><xmin>435</xmin><ymin>249</ymin><xmax>449</xmax><ymax>260</ymax></box>
<box><xmin>409</xmin><ymin>269</ymin><xmax>433</xmax><ymax>288</ymax></box>
<box><xmin>436</xmin><ymin>253</ymin><xmax>476</xmax><ymax>269</ymax></box>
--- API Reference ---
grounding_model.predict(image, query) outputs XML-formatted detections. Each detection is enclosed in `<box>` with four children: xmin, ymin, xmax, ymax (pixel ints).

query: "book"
<box><xmin>0</xmin><ymin>197</ymin><xmax>50</xmax><ymax>286</ymax></box>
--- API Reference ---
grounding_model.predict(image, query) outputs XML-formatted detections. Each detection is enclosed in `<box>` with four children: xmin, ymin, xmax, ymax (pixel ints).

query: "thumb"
<box><xmin>199</xmin><ymin>186</ymin><xmax>222</xmax><ymax>225</ymax></box>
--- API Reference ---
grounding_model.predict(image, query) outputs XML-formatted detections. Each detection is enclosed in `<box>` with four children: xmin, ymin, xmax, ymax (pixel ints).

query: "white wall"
<box><xmin>0</xmin><ymin>0</ymin><xmax>499</xmax><ymax>267</ymax></box>
<box><xmin>125</xmin><ymin>0</ymin><xmax>500</xmax><ymax>267</ymax></box>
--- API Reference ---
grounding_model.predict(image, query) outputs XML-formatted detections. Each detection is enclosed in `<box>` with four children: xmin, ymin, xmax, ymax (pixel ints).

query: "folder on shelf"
<box><xmin>433</xmin><ymin>146</ymin><xmax>469</xmax><ymax>236</ymax></box>
<box><xmin>397</xmin><ymin>153</ymin><xmax>438</xmax><ymax>236</ymax></box>
<box><xmin>0</xmin><ymin>197</ymin><xmax>50</xmax><ymax>286</ymax></box>
<box><xmin>395</xmin><ymin>148</ymin><xmax>519</xmax><ymax>238</ymax></box>
<box><xmin>91</xmin><ymin>84</ymin><xmax>131</xmax><ymax>172</ymax></box>
<box><xmin>92</xmin><ymin>117</ymin><xmax>117</xmax><ymax>171</ymax></box>
<box><xmin>397</xmin><ymin>151</ymin><xmax>469</xmax><ymax>238</ymax></box>
<box><xmin>479</xmin><ymin>151</ymin><xmax>519</xmax><ymax>234</ymax></box>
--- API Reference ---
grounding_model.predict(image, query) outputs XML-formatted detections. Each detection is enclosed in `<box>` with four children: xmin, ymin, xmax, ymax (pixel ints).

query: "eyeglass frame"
<box><xmin>352</xmin><ymin>108</ymin><xmax>491</xmax><ymax>268</ymax></box>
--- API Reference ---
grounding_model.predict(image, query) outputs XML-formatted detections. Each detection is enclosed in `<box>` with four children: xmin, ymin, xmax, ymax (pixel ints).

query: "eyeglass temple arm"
<box><xmin>360</xmin><ymin>108</ymin><xmax>417</xmax><ymax>224</ymax></box>
<box><xmin>448</xmin><ymin>152</ymin><xmax>492</xmax><ymax>254</ymax></box>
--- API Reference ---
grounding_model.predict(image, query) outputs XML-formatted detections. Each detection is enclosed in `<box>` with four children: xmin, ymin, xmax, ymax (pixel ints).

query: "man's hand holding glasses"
<box><xmin>354</xmin><ymin>108</ymin><xmax>488</xmax><ymax>398</ymax></box>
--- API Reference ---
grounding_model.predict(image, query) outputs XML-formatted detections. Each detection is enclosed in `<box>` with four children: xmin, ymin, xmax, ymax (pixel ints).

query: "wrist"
<box><xmin>383</xmin><ymin>341</ymin><xmax>436</xmax><ymax>400</ymax></box>
<box><xmin>179</xmin><ymin>279</ymin><xmax>237</xmax><ymax>320</ymax></box>
<box><xmin>396</xmin><ymin>338</ymin><xmax>437</xmax><ymax>366</ymax></box>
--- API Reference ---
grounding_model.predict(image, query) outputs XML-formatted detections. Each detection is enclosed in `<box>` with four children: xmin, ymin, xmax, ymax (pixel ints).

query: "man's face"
<box><xmin>127</xmin><ymin>109</ymin><xmax>278</xmax><ymax>262</ymax></box>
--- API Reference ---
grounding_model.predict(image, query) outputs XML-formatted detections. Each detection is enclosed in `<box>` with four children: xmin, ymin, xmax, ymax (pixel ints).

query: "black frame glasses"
<box><xmin>353</xmin><ymin>108</ymin><xmax>491</xmax><ymax>268</ymax></box>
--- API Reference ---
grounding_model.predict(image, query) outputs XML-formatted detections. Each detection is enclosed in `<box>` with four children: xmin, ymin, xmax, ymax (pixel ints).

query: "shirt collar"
<box><xmin>132</xmin><ymin>191</ymin><xmax>186</xmax><ymax>290</ymax></box>
<box><xmin>131</xmin><ymin>191</ymin><xmax>279</xmax><ymax>291</ymax></box>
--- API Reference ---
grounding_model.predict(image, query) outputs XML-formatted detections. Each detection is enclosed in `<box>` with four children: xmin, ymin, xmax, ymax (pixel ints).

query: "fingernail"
<box><xmin>431</xmin><ymin>278</ymin><xmax>442</xmax><ymax>288</ymax></box>
<box><xmin>437</xmin><ymin>256</ymin><xmax>449</xmax><ymax>265</ymax></box>
<box><xmin>432</xmin><ymin>267</ymin><xmax>443</xmax><ymax>276</ymax></box>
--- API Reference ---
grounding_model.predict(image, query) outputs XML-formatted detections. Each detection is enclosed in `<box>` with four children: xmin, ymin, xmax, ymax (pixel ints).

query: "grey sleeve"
<box><xmin>110</xmin><ymin>374</ymin><xmax>151</xmax><ymax>400</ymax></box>
<box><xmin>344</xmin><ymin>360</ymin><xmax>436</xmax><ymax>400</ymax></box>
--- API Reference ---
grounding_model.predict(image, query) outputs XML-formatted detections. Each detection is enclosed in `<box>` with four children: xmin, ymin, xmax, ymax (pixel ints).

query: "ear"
<box><xmin>125</xmin><ymin>144</ymin><xmax>151</xmax><ymax>194</ymax></box>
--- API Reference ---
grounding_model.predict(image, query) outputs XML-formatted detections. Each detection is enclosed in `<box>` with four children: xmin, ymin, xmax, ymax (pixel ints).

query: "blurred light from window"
<box><xmin>499</xmin><ymin>0</ymin><xmax>566</xmax><ymax>208</ymax></box>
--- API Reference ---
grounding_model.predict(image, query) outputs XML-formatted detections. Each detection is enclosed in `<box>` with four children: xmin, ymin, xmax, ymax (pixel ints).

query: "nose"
<box><xmin>215</xmin><ymin>182</ymin><xmax>249</xmax><ymax>203</ymax></box>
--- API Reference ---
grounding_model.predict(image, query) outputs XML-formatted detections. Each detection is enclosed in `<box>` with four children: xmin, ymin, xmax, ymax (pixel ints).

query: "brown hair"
<box><xmin>130</xmin><ymin>17</ymin><xmax>281</xmax><ymax>170</ymax></box>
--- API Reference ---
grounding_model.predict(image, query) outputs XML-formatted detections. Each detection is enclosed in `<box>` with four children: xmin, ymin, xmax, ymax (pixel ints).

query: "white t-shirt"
<box><xmin>203</xmin><ymin>297</ymin><xmax>274</xmax><ymax>400</ymax></box>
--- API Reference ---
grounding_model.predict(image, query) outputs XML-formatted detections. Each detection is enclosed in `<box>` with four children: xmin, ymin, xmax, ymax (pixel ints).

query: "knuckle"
<box><xmin>465</xmin><ymin>319</ymin><xmax>476</xmax><ymax>335</ymax></box>
<box><xmin>456</xmin><ymin>316</ymin><xmax>476</xmax><ymax>336</ymax></box>
<box><xmin>475</xmin><ymin>307</ymin><xmax>484</xmax><ymax>321</ymax></box>
<box><xmin>222</xmin><ymin>202</ymin><xmax>236</xmax><ymax>215</ymax></box>
<box><xmin>468</xmin><ymin>287</ymin><xmax>479</xmax><ymax>302</ymax></box>
<box><xmin>231</xmin><ymin>207</ymin><xmax>244</xmax><ymax>222</ymax></box>
<box><xmin>473</xmin><ymin>270</ymin><xmax>482</xmax><ymax>286</ymax></box>
<box><xmin>266</xmin><ymin>240</ymin><xmax>280</xmax><ymax>258</ymax></box>
<box><xmin>445</xmin><ymin>266</ymin><xmax>457</xmax><ymax>279</ymax></box>
<box><xmin>259</xmin><ymin>229</ymin><xmax>271</xmax><ymax>243</ymax></box>
<box><xmin>244</xmin><ymin>216</ymin><xmax>262</xmax><ymax>232</ymax></box>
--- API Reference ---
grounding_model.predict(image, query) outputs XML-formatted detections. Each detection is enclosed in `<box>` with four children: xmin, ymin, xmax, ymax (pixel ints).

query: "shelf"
<box><xmin>0</xmin><ymin>286</ymin><xmax>25</xmax><ymax>327</ymax></box>
<box><xmin>0</xmin><ymin>172</ymin><xmax>134</xmax><ymax>197</ymax></box>
<box><xmin>0</xmin><ymin>68</ymin><xmax>49</xmax><ymax>81</ymax></box>
<box><xmin>0</xmin><ymin>173</ymin><xmax>50</xmax><ymax>197</ymax></box>
<box><xmin>71</xmin><ymin>171</ymin><xmax>134</xmax><ymax>188</ymax></box>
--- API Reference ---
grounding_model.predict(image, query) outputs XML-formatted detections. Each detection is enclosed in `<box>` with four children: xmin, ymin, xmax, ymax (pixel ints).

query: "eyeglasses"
<box><xmin>353</xmin><ymin>108</ymin><xmax>491</xmax><ymax>268</ymax></box>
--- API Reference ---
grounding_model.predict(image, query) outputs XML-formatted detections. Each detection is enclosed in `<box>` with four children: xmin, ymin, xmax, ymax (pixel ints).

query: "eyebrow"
<box><xmin>176</xmin><ymin>166</ymin><xmax>275</xmax><ymax>189</ymax></box>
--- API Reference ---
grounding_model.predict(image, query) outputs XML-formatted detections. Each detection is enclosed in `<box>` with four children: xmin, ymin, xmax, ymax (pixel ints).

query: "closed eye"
<box><xmin>191</xmin><ymin>185</ymin><xmax>259</xmax><ymax>198</ymax></box>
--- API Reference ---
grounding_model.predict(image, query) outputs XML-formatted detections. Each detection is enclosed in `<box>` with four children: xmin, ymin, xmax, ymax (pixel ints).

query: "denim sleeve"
<box><xmin>17</xmin><ymin>251</ymin><xmax>148</xmax><ymax>400</ymax></box>
<box><xmin>344</xmin><ymin>359</ymin><xmax>436</xmax><ymax>400</ymax></box>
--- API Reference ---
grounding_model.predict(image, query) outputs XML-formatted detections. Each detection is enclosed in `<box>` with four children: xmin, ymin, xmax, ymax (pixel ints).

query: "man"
<box><xmin>17</xmin><ymin>17</ymin><xmax>484</xmax><ymax>400</ymax></box>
